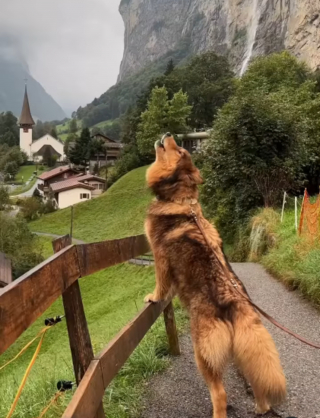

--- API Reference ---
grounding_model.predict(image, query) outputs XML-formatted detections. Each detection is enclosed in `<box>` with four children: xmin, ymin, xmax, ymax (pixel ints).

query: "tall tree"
<box><xmin>50</xmin><ymin>127</ymin><xmax>58</xmax><ymax>139</ymax></box>
<box><xmin>69</xmin><ymin>118</ymin><xmax>78</xmax><ymax>134</ymax></box>
<box><xmin>68</xmin><ymin>127</ymin><xmax>92</xmax><ymax>166</ymax></box>
<box><xmin>137</xmin><ymin>86</ymin><xmax>191</xmax><ymax>155</ymax></box>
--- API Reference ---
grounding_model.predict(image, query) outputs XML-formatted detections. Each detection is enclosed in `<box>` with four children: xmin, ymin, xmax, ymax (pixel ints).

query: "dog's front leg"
<box><xmin>144</xmin><ymin>256</ymin><xmax>172</xmax><ymax>303</ymax></box>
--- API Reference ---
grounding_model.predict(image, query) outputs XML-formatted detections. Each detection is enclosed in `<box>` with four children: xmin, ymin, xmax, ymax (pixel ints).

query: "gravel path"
<box><xmin>141</xmin><ymin>263</ymin><xmax>320</xmax><ymax>418</ymax></box>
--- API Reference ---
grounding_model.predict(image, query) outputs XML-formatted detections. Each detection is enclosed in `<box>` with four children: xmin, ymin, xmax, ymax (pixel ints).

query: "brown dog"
<box><xmin>144</xmin><ymin>134</ymin><xmax>286</xmax><ymax>418</ymax></box>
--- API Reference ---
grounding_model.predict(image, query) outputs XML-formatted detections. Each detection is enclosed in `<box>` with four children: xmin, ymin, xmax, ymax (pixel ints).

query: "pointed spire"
<box><xmin>19</xmin><ymin>84</ymin><xmax>35</xmax><ymax>126</ymax></box>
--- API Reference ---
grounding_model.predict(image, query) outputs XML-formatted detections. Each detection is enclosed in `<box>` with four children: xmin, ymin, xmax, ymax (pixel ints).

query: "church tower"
<box><xmin>19</xmin><ymin>85</ymin><xmax>35</xmax><ymax>159</ymax></box>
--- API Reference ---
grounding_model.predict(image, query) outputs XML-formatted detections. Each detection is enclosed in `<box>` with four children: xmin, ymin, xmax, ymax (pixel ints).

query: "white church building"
<box><xmin>19</xmin><ymin>87</ymin><xmax>65</xmax><ymax>162</ymax></box>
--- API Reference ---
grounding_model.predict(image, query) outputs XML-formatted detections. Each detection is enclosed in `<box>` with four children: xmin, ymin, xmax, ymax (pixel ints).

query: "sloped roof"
<box><xmin>51</xmin><ymin>178</ymin><xmax>95</xmax><ymax>193</ymax></box>
<box><xmin>38</xmin><ymin>165</ymin><xmax>76</xmax><ymax>181</ymax></box>
<box><xmin>19</xmin><ymin>86</ymin><xmax>35</xmax><ymax>126</ymax></box>
<box><xmin>92</xmin><ymin>133</ymin><xmax>117</xmax><ymax>143</ymax></box>
<box><xmin>33</xmin><ymin>145</ymin><xmax>61</xmax><ymax>158</ymax></box>
<box><xmin>77</xmin><ymin>174</ymin><xmax>106</xmax><ymax>183</ymax></box>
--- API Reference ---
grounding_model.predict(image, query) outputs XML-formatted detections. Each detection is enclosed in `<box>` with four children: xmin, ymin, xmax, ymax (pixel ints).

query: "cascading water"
<box><xmin>240</xmin><ymin>0</ymin><xmax>261</xmax><ymax>76</ymax></box>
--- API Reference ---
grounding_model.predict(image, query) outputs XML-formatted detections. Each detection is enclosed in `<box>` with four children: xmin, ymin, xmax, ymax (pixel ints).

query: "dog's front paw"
<box><xmin>144</xmin><ymin>293</ymin><xmax>159</xmax><ymax>303</ymax></box>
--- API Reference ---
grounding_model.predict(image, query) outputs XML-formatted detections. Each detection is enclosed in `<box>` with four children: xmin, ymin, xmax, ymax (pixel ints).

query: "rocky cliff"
<box><xmin>118</xmin><ymin>0</ymin><xmax>320</xmax><ymax>81</ymax></box>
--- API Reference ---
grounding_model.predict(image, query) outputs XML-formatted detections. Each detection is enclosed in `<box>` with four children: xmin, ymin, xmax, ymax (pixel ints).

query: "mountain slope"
<box><xmin>118</xmin><ymin>0</ymin><xmax>320</xmax><ymax>80</ymax></box>
<box><xmin>0</xmin><ymin>57</ymin><xmax>66</xmax><ymax>121</ymax></box>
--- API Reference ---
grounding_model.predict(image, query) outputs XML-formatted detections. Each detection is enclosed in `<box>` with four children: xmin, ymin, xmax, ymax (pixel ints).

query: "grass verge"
<box><xmin>249</xmin><ymin>208</ymin><xmax>320</xmax><ymax>305</ymax></box>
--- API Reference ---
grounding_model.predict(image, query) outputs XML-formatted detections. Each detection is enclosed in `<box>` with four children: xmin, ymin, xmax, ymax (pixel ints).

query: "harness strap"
<box><xmin>191</xmin><ymin>210</ymin><xmax>320</xmax><ymax>350</ymax></box>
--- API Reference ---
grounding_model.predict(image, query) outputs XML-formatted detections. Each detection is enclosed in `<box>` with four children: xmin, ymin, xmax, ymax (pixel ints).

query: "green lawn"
<box><xmin>30</xmin><ymin>166</ymin><xmax>152</xmax><ymax>241</ymax></box>
<box><xmin>15</xmin><ymin>165</ymin><xmax>36</xmax><ymax>183</ymax></box>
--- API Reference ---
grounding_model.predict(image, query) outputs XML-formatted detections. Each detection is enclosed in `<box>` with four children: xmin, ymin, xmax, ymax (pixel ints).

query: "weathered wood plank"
<box><xmin>0</xmin><ymin>245</ymin><xmax>79</xmax><ymax>355</ymax></box>
<box><xmin>52</xmin><ymin>234</ymin><xmax>72</xmax><ymax>253</ymax></box>
<box><xmin>62</xmin><ymin>360</ymin><xmax>105</xmax><ymax>418</ymax></box>
<box><xmin>163</xmin><ymin>301</ymin><xmax>180</xmax><ymax>355</ymax></box>
<box><xmin>63</xmin><ymin>300</ymin><xmax>170</xmax><ymax>418</ymax></box>
<box><xmin>98</xmin><ymin>300</ymin><xmax>170</xmax><ymax>388</ymax></box>
<box><xmin>76</xmin><ymin>235</ymin><xmax>150</xmax><ymax>277</ymax></box>
<box><xmin>53</xmin><ymin>236</ymin><xmax>105</xmax><ymax>418</ymax></box>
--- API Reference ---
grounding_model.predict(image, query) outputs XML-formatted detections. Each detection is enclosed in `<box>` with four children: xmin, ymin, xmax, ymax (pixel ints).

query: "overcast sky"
<box><xmin>1</xmin><ymin>0</ymin><xmax>124</xmax><ymax>114</ymax></box>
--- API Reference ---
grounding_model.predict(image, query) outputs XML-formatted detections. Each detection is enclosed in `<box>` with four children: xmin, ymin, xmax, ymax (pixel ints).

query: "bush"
<box><xmin>0</xmin><ymin>186</ymin><xmax>10</xmax><ymax>210</ymax></box>
<box><xmin>19</xmin><ymin>197</ymin><xmax>44</xmax><ymax>221</ymax></box>
<box><xmin>0</xmin><ymin>213</ymin><xmax>43</xmax><ymax>279</ymax></box>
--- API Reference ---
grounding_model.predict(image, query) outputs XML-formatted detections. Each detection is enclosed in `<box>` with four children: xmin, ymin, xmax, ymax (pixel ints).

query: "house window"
<box><xmin>98</xmin><ymin>183</ymin><xmax>104</xmax><ymax>189</ymax></box>
<box><xmin>92</xmin><ymin>183</ymin><xmax>99</xmax><ymax>189</ymax></box>
<box><xmin>80</xmin><ymin>193</ymin><xmax>90</xmax><ymax>199</ymax></box>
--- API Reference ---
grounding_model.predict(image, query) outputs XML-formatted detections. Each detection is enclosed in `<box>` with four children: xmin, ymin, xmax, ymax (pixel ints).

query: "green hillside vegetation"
<box><xmin>243</xmin><ymin>207</ymin><xmax>320</xmax><ymax>306</ymax></box>
<box><xmin>30</xmin><ymin>166</ymin><xmax>152</xmax><ymax>241</ymax></box>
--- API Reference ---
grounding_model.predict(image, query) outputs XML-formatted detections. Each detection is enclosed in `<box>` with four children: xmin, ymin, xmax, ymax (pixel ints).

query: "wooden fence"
<box><xmin>0</xmin><ymin>234</ymin><xmax>180</xmax><ymax>417</ymax></box>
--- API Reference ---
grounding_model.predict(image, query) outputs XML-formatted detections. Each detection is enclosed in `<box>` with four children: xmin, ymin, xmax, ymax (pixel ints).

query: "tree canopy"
<box><xmin>136</xmin><ymin>87</ymin><xmax>191</xmax><ymax>155</ymax></box>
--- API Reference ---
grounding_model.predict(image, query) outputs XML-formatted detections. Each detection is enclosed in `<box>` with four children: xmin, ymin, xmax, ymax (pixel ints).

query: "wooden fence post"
<box><xmin>52</xmin><ymin>235</ymin><xmax>105</xmax><ymax>418</ymax></box>
<box><xmin>163</xmin><ymin>301</ymin><xmax>180</xmax><ymax>356</ymax></box>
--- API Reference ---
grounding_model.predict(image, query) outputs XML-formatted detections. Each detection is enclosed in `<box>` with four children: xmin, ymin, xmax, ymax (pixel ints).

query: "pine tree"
<box><xmin>164</xmin><ymin>59</ymin><xmax>175</xmax><ymax>76</ymax></box>
<box><xmin>69</xmin><ymin>118</ymin><xmax>78</xmax><ymax>134</ymax></box>
<box><xmin>69</xmin><ymin>127</ymin><xmax>92</xmax><ymax>166</ymax></box>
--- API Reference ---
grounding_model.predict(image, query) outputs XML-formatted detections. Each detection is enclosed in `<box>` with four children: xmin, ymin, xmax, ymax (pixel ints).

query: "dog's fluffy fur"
<box><xmin>144</xmin><ymin>136</ymin><xmax>286</xmax><ymax>418</ymax></box>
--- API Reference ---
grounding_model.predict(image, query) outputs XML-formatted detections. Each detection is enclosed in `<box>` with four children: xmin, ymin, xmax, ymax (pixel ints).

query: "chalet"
<box><xmin>178</xmin><ymin>131</ymin><xmax>210</xmax><ymax>154</ymax></box>
<box><xmin>0</xmin><ymin>252</ymin><xmax>12</xmax><ymax>288</ymax></box>
<box><xmin>90</xmin><ymin>133</ymin><xmax>123</xmax><ymax>168</ymax></box>
<box><xmin>50</xmin><ymin>175</ymin><xmax>106</xmax><ymax>209</ymax></box>
<box><xmin>37</xmin><ymin>165</ymin><xmax>79</xmax><ymax>195</ymax></box>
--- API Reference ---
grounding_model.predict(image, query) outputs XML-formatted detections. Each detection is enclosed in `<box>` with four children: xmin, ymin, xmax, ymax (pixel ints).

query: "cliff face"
<box><xmin>118</xmin><ymin>0</ymin><xmax>320</xmax><ymax>81</ymax></box>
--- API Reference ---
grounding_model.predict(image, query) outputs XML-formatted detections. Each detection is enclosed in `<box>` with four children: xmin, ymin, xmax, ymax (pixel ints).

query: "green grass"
<box><xmin>0</xmin><ymin>262</ymin><xmax>187</xmax><ymax>418</ymax></box>
<box><xmin>251</xmin><ymin>207</ymin><xmax>320</xmax><ymax>305</ymax></box>
<box><xmin>30</xmin><ymin>166</ymin><xmax>152</xmax><ymax>241</ymax></box>
<box><xmin>15</xmin><ymin>165</ymin><xmax>36</xmax><ymax>183</ymax></box>
<box><xmin>93</xmin><ymin>119</ymin><xmax>119</xmax><ymax>129</ymax></box>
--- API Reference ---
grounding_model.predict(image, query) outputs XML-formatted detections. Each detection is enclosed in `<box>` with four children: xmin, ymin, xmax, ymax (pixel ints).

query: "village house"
<box><xmin>49</xmin><ymin>174</ymin><xmax>106</xmax><ymax>209</ymax></box>
<box><xmin>37</xmin><ymin>165</ymin><xmax>79</xmax><ymax>195</ymax></box>
<box><xmin>90</xmin><ymin>133</ymin><xmax>123</xmax><ymax>170</ymax></box>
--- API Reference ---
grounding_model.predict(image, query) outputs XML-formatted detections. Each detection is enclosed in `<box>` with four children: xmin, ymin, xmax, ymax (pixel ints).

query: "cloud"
<box><xmin>0</xmin><ymin>0</ymin><xmax>124</xmax><ymax>114</ymax></box>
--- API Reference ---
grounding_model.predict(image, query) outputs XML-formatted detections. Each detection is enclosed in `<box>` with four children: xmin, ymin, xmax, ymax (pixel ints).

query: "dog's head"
<box><xmin>146</xmin><ymin>133</ymin><xmax>203</xmax><ymax>201</ymax></box>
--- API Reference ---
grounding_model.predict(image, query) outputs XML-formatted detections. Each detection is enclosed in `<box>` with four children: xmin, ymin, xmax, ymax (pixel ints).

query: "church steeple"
<box><xmin>19</xmin><ymin>83</ymin><xmax>35</xmax><ymax>160</ymax></box>
<box><xmin>19</xmin><ymin>85</ymin><xmax>35</xmax><ymax>127</ymax></box>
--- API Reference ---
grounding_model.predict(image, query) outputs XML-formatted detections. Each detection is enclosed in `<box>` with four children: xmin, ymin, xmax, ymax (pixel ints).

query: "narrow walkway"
<box><xmin>33</xmin><ymin>232</ymin><xmax>85</xmax><ymax>245</ymax></box>
<box><xmin>141</xmin><ymin>263</ymin><xmax>320</xmax><ymax>418</ymax></box>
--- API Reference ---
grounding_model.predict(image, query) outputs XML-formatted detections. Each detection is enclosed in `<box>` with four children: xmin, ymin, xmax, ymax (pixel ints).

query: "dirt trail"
<box><xmin>141</xmin><ymin>263</ymin><xmax>320</xmax><ymax>418</ymax></box>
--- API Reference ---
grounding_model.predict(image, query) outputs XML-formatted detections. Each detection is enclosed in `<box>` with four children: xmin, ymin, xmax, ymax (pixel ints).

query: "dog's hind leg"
<box><xmin>193</xmin><ymin>320</ymin><xmax>232</xmax><ymax>418</ymax></box>
<box><xmin>232</xmin><ymin>310</ymin><xmax>286</xmax><ymax>414</ymax></box>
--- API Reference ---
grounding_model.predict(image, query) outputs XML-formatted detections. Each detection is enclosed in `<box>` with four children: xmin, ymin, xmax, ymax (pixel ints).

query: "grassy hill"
<box><xmin>1</xmin><ymin>165</ymin><xmax>187</xmax><ymax>418</ymax></box>
<box><xmin>30</xmin><ymin>166</ymin><xmax>152</xmax><ymax>241</ymax></box>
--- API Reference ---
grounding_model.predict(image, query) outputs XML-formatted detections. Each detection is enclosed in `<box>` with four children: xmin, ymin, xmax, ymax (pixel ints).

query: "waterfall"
<box><xmin>240</xmin><ymin>0</ymin><xmax>260</xmax><ymax>76</ymax></box>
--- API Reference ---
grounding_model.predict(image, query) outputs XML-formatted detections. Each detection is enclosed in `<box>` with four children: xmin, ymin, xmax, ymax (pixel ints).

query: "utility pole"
<box><xmin>281</xmin><ymin>191</ymin><xmax>287</xmax><ymax>223</ymax></box>
<box><xmin>105</xmin><ymin>144</ymin><xmax>108</xmax><ymax>192</ymax></box>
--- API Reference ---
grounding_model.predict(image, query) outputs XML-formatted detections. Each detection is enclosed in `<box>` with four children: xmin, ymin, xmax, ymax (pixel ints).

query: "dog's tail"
<box><xmin>233</xmin><ymin>311</ymin><xmax>286</xmax><ymax>406</ymax></box>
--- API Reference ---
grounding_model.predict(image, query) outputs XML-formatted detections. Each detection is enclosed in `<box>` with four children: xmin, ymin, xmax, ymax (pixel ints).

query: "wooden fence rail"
<box><xmin>0</xmin><ymin>234</ymin><xmax>180</xmax><ymax>418</ymax></box>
